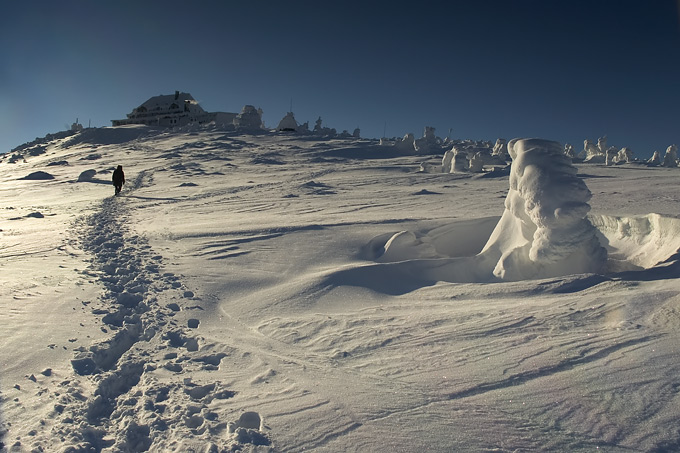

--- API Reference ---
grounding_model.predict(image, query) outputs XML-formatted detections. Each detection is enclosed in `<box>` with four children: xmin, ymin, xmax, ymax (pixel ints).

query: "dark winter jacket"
<box><xmin>112</xmin><ymin>166</ymin><xmax>125</xmax><ymax>185</ymax></box>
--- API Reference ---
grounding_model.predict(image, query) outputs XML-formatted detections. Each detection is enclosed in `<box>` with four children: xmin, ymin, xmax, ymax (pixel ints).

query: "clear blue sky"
<box><xmin>2</xmin><ymin>1</ymin><xmax>679</xmax><ymax>158</ymax></box>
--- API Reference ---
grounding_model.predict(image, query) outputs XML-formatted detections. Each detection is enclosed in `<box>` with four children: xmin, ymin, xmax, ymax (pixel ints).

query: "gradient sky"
<box><xmin>2</xmin><ymin>1</ymin><xmax>679</xmax><ymax>158</ymax></box>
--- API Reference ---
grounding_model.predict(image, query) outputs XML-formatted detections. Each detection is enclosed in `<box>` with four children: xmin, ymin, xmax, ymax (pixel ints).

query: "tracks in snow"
<box><xmin>34</xmin><ymin>170</ymin><xmax>272</xmax><ymax>452</ymax></box>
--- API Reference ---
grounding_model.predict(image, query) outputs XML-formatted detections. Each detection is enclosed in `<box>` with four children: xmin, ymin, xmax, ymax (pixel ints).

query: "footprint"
<box><xmin>185</xmin><ymin>414</ymin><xmax>204</xmax><ymax>429</ymax></box>
<box><xmin>185</xmin><ymin>383</ymin><xmax>215</xmax><ymax>401</ymax></box>
<box><xmin>185</xmin><ymin>338</ymin><xmax>199</xmax><ymax>352</ymax></box>
<box><xmin>227</xmin><ymin>411</ymin><xmax>270</xmax><ymax>446</ymax></box>
<box><xmin>233</xmin><ymin>411</ymin><xmax>262</xmax><ymax>430</ymax></box>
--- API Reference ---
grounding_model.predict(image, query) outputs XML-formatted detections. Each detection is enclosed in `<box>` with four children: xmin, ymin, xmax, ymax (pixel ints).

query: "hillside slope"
<box><xmin>1</xmin><ymin>126</ymin><xmax>680</xmax><ymax>452</ymax></box>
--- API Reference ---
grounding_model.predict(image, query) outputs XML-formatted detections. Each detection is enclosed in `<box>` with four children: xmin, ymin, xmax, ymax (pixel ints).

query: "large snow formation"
<box><xmin>233</xmin><ymin>105</ymin><xmax>264</xmax><ymax>130</ymax></box>
<box><xmin>492</xmin><ymin>138</ymin><xmax>509</xmax><ymax>160</ymax></box>
<box><xmin>441</xmin><ymin>140</ymin><xmax>502</xmax><ymax>173</ymax></box>
<box><xmin>277</xmin><ymin>112</ymin><xmax>298</xmax><ymax>132</ymax></box>
<box><xmin>663</xmin><ymin>144</ymin><xmax>678</xmax><ymax>167</ymax></box>
<box><xmin>441</xmin><ymin>147</ymin><xmax>469</xmax><ymax>173</ymax></box>
<box><xmin>381</xmin><ymin>138</ymin><xmax>608</xmax><ymax>282</ymax></box>
<box><xmin>414</xmin><ymin>126</ymin><xmax>438</xmax><ymax>154</ymax></box>
<box><xmin>394</xmin><ymin>133</ymin><xmax>416</xmax><ymax>153</ymax></box>
<box><xmin>480</xmin><ymin>138</ymin><xmax>607</xmax><ymax>280</ymax></box>
<box><xmin>615</xmin><ymin>147</ymin><xmax>634</xmax><ymax>164</ymax></box>
<box><xmin>582</xmin><ymin>139</ymin><xmax>604</xmax><ymax>162</ymax></box>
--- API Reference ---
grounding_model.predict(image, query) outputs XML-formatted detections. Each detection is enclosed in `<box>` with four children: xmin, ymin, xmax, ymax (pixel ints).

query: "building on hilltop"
<box><xmin>71</xmin><ymin>118</ymin><xmax>84</xmax><ymax>132</ymax></box>
<box><xmin>111</xmin><ymin>91</ymin><xmax>237</xmax><ymax>127</ymax></box>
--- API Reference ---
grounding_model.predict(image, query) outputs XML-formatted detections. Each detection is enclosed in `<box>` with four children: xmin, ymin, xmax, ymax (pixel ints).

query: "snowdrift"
<box><xmin>62</xmin><ymin>125</ymin><xmax>158</xmax><ymax>147</ymax></box>
<box><xmin>367</xmin><ymin>212</ymin><xmax>680</xmax><ymax>284</ymax></box>
<box><xmin>359</xmin><ymin>139</ymin><xmax>679</xmax><ymax>285</ymax></box>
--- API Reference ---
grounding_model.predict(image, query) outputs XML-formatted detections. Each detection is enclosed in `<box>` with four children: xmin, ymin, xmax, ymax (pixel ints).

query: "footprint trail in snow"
<box><xmin>39</xmin><ymin>171</ymin><xmax>271</xmax><ymax>452</ymax></box>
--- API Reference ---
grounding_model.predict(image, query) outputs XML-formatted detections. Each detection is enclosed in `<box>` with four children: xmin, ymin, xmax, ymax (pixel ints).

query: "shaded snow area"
<box><xmin>2</xmin><ymin>126</ymin><xmax>680</xmax><ymax>452</ymax></box>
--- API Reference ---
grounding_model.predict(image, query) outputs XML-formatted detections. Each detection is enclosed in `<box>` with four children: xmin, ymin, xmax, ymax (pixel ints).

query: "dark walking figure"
<box><xmin>112</xmin><ymin>165</ymin><xmax>125</xmax><ymax>195</ymax></box>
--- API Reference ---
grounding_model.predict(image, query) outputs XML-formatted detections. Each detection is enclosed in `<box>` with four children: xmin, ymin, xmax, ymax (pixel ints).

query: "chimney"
<box><xmin>175</xmin><ymin>91</ymin><xmax>179</xmax><ymax>100</ymax></box>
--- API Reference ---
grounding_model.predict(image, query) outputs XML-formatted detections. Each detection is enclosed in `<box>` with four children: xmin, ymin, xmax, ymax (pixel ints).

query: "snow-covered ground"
<box><xmin>1</xmin><ymin>126</ymin><xmax>680</xmax><ymax>452</ymax></box>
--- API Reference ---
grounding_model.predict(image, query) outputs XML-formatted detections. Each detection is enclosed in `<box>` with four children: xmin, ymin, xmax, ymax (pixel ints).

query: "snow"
<box><xmin>19</xmin><ymin>171</ymin><xmax>55</xmax><ymax>180</ymax></box>
<box><xmin>492</xmin><ymin>138</ymin><xmax>509</xmax><ymax>160</ymax></box>
<box><xmin>233</xmin><ymin>106</ymin><xmax>264</xmax><ymax>131</ymax></box>
<box><xmin>487</xmin><ymin>138</ymin><xmax>607</xmax><ymax>280</ymax></box>
<box><xmin>648</xmin><ymin>150</ymin><xmax>662</xmax><ymax>166</ymax></box>
<box><xmin>663</xmin><ymin>144</ymin><xmax>678</xmax><ymax>167</ymax></box>
<box><xmin>276</xmin><ymin>112</ymin><xmax>298</xmax><ymax>132</ymax></box>
<box><xmin>582</xmin><ymin>138</ymin><xmax>604</xmax><ymax>162</ymax></box>
<box><xmin>2</xmin><ymin>126</ymin><xmax>680</xmax><ymax>452</ymax></box>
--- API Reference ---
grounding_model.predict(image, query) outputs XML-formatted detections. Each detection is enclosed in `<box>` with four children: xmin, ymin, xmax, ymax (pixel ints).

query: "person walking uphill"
<box><xmin>112</xmin><ymin>165</ymin><xmax>125</xmax><ymax>195</ymax></box>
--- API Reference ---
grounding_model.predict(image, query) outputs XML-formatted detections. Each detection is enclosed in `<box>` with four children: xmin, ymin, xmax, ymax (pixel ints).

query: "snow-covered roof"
<box><xmin>112</xmin><ymin>91</ymin><xmax>215</xmax><ymax>126</ymax></box>
<box><xmin>134</xmin><ymin>91</ymin><xmax>204</xmax><ymax>114</ymax></box>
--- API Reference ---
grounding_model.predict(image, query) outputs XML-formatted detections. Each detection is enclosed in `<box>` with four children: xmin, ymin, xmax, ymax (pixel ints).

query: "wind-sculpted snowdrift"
<box><xmin>481</xmin><ymin>138</ymin><xmax>607</xmax><ymax>281</ymax></box>
<box><xmin>360</xmin><ymin>139</ymin><xmax>680</xmax><ymax>285</ymax></box>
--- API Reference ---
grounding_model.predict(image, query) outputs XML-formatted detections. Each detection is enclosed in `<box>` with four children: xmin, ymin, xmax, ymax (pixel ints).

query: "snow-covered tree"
<box><xmin>663</xmin><ymin>144</ymin><xmax>678</xmax><ymax>167</ymax></box>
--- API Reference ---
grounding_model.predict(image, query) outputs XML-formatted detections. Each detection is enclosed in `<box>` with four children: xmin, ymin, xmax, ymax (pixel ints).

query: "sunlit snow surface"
<box><xmin>1</xmin><ymin>126</ymin><xmax>680</xmax><ymax>452</ymax></box>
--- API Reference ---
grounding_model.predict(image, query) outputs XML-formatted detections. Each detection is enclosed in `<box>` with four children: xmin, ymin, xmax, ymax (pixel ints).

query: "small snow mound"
<box><xmin>379</xmin><ymin>231</ymin><xmax>437</xmax><ymax>262</ymax></box>
<box><xmin>20</xmin><ymin>171</ymin><xmax>55</xmax><ymax>180</ymax></box>
<box><xmin>412</xmin><ymin>189</ymin><xmax>440</xmax><ymax>195</ymax></box>
<box><xmin>301</xmin><ymin>181</ymin><xmax>329</xmax><ymax>188</ymax></box>
<box><xmin>79</xmin><ymin>153</ymin><xmax>102</xmax><ymax>161</ymax></box>
<box><xmin>78</xmin><ymin>169</ymin><xmax>97</xmax><ymax>182</ymax></box>
<box><xmin>47</xmin><ymin>160</ymin><xmax>69</xmax><ymax>167</ymax></box>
